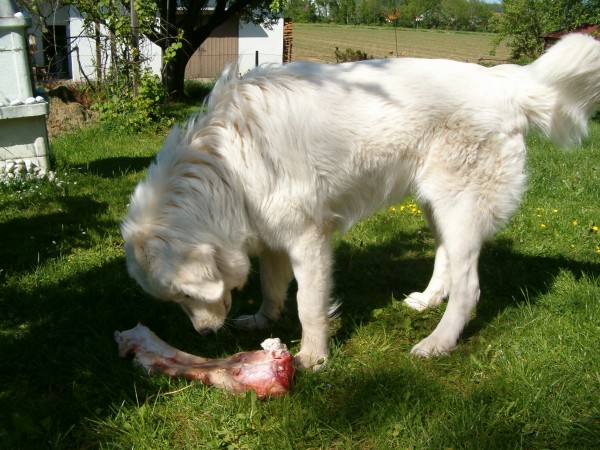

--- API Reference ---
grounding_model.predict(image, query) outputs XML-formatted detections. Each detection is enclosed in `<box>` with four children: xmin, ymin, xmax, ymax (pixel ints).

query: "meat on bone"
<box><xmin>114</xmin><ymin>323</ymin><xmax>295</xmax><ymax>398</ymax></box>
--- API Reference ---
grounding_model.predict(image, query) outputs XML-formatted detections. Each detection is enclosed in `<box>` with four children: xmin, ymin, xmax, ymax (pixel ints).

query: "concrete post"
<box><xmin>0</xmin><ymin>0</ymin><xmax>50</xmax><ymax>170</ymax></box>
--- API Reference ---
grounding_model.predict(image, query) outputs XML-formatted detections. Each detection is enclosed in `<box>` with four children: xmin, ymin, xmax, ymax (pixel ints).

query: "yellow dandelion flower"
<box><xmin>553</xmin><ymin>209</ymin><xmax>558</xmax><ymax>214</ymax></box>
<box><xmin>596</xmin><ymin>245</ymin><xmax>600</xmax><ymax>254</ymax></box>
<box><xmin>592</xmin><ymin>225</ymin><xmax>598</xmax><ymax>233</ymax></box>
<box><xmin>389</xmin><ymin>206</ymin><xmax>396</xmax><ymax>213</ymax></box>
<box><xmin>572</xmin><ymin>220</ymin><xmax>578</xmax><ymax>226</ymax></box>
<box><xmin>400</xmin><ymin>206</ymin><xmax>405</xmax><ymax>211</ymax></box>
<box><xmin>540</xmin><ymin>223</ymin><xmax>546</xmax><ymax>229</ymax></box>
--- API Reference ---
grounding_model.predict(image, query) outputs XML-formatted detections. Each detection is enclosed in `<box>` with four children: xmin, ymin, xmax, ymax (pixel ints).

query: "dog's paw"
<box><xmin>294</xmin><ymin>351</ymin><xmax>327</xmax><ymax>371</ymax></box>
<box><xmin>404</xmin><ymin>292</ymin><xmax>440</xmax><ymax>311</ymax></box>
<box><xmin>410</xmin><ymin>335</ymin><xmax>455</xmax><ymax>358</ymax></box>
<box><xmin>234</xmin><ymin>313</ymin><xmax>271</xmax><ymax>330</ymax></box>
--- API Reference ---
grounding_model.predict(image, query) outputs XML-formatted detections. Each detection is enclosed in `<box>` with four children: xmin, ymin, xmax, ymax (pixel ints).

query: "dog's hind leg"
<box><xmin>404</xmin><ymin>204</ymin><xmax>450</xmax><ymax>311</ymax></box>
<box><xmin>235</xmin><ymin>249</ymin><xmax>292</xmax><ymax>330</ymax></box>
<box><xmin>410</xmin><ymin>196</ymin><xmax>483</xmax><ymax>357</ymax></box>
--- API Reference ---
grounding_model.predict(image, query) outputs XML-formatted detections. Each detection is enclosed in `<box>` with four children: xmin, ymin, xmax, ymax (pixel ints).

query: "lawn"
<box><xmin>291</xmin><ymin>23</ymin><xmax>512</xmax><ymax>63</ymax></box>
<box><xmin>1</xmin><ymin>115</ymin><xmax>599</xmax><ymax>446</ymax></box>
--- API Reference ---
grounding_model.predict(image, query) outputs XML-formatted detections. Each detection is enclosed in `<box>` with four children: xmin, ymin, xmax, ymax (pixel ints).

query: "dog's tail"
<box><xmin>524</xmin><ymin>34</ymin><xmax>600</xmax><ymax>147</ymax></box>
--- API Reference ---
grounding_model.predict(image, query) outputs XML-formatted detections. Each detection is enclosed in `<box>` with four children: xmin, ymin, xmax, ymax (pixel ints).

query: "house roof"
<box><xmin>543</xmin><ymin>24</ymin><xmax>599</xmax><ymax>40</ymax></box>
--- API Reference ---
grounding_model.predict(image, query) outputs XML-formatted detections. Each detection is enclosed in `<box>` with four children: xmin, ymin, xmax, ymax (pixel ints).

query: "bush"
<box><xmin>334</xmin><ymin>47</ymin><xmax>373</xmax><ymax>63</ymax></box>
<box><xmin>93</xmin><ymin>69</ymin><xmax>173</xmax><ymax>133</ymax></box>
<box><xmin>184</xmin><ymin>79</ymin><xmax>217</xmax><ymax>101</ymax></box>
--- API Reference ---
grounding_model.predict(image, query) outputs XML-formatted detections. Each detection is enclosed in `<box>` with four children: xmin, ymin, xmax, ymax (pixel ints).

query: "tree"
<box><xmin>492</xmin><ymin>0</ymin><xmax>600</xmax><ymax>62</ymax></box>
<box><xmin>286</xmin><ymin>0</ymin><xmax>495</xmax><ymax>30</ymax></box>
<box><xmin>72</xmin><ymin>0</ymin><xmax>280</xmax><ymax>101</ymax></box>
<box><xmin>156</xmin><ymin>0</ymin><xmax>280</xmax><ymax>101</ymax></box>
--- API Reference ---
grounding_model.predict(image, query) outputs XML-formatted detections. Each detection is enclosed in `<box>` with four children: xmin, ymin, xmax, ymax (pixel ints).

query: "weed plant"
<box><xmin>0</xmin><ymin>112</ymin><xmax>598</xmax><ymax>448</ymax></box>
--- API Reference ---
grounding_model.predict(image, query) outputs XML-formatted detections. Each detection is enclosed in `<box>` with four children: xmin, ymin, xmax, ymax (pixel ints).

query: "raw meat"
<box><xmin>114</xmin><ymin>324</ymin><xmax>295</xmax><ymax>398</ymax></box>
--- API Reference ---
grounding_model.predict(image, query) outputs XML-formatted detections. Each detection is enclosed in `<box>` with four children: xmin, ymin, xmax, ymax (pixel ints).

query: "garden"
<box><xmin>1</xmin><ymin>84</ymin><xmax>599</xmax><ymax>447</ymax></box>
<box><xmin>2</xmin><ymin>1</ymin><xmax>600</xmax><ymax>443</ymax></box>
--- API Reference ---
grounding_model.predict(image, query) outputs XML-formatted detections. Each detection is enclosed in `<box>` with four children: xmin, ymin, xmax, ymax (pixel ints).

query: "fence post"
<box><xmin>255</xmin><ymin>50</ymin><xmax>259</xmax><ymax>67</ymax></box>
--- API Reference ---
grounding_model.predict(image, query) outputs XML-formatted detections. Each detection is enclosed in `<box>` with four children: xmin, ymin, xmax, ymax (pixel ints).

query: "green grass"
<box><xmin>292</xmin><ymin>23</ymin><xmax>512</xmax><ymax>63</ymax></box>
<box><xmin>1</xmin><ymin>112</ymin><xmax>599</xmax><ymax>448</ymax></box>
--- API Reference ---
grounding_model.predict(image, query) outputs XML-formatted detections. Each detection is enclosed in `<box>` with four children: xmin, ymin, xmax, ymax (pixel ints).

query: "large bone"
<box><xmin>115</xmin><ymin>324</ymin><xmax>295</xmax><ymax>398</ymax></box>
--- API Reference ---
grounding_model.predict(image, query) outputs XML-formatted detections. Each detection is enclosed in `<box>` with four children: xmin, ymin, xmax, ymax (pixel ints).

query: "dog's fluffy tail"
<box><xmin>525</xmin><ymin>34</ymin><xmax>600</xmax><ymax>147</ymax></box>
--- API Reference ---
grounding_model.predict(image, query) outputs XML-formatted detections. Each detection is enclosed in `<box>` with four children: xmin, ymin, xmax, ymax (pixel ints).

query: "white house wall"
<box><xmin>238</xmin><ymin>18</ymin><xmax>283</xmax><ymax>74</ymax></box>
<box><xmin>68</xmin><ymin>13</ymin><xmax>96</xmax><ymax>81</ymax></box>
<box><xmin>28</xmin><ymin>4</ymin><xmax>162</xmax><ymax>82</ymax></box>
<box><xmin>68</xmin><ymin>12</ymin><xmax>162</xmax><ymax>82</ymax></box>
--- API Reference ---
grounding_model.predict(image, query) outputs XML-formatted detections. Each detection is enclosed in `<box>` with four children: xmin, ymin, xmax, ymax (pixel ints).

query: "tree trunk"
<box><xmin>157</xmin><ymin>0</ymin><xmax>256</xmax><ymax>102</ymax></box>
<box><xmin>163</xmin><ymin>53</ymin><xmax>189</xmax><ymax>102</ymax></box>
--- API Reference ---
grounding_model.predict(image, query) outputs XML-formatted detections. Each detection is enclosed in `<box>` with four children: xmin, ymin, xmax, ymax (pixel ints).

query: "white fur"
<box><xmin>122</xmin><ymin>34</ymin><xmax>600</xmax><ymax>369</ymax></box>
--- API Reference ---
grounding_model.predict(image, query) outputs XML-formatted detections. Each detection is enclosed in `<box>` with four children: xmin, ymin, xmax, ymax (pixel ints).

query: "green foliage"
<box><xmin>285</xmin><ymin>0</ymin><xmax>495</xmax><ymax>31</ymax></box>
<box><xmin>183</xmin><ymin>78</ymin><xmax>217</xmax><ymax>101</ymax></box>
<box><xmin>65</xmin><ymin>0</ymin><xmax>178</xmax><ymax>131</ymax></box>
<box><xmin>334</xmin><ymin>46</ymin><xmax>372</xmax><ymax>62</ymax></box>
<box><xmin>491</xmin><ymin>0</ymin><xmax>600</xmax><ymax>61</ymax></box>
<box><xmin>162</xmin><ymin>29</ymin><xmax>186</xmax><ymax>65</ymax></box>
<box><xmin>93</xmin><ymin>69</ymin><xmax>173</xmax><ymax>133</ymax></box>
<box><xmin>285</xmin><ymin>0</ymin><xmax>319</xmax><ymax>22</ymax></box>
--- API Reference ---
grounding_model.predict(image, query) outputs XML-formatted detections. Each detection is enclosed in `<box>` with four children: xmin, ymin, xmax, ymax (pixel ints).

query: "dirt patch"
<box><xmin>45</xmin><ymin>85</ymin><xmax>96</xmax><ymax>139</ymax></box>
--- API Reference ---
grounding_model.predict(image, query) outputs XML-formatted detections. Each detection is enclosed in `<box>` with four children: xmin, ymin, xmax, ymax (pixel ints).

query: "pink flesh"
<box><xmin>114</xmin><ymin>324</ymin><xmax>295</xmax><ymax>398</ymax></box>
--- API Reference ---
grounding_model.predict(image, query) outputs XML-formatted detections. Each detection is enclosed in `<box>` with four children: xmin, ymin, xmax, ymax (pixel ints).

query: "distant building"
<box><xmin>543</xmin><ymin>24</ymin><xmax>599</xmax><ymax>49</ymax></box>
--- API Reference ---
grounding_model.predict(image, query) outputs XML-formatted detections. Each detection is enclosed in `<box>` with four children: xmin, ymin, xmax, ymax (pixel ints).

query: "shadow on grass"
<box><xmin>86</xmin><ymin>156</ymin><xmax>155</xmax><ymax>178</ymax></box>
<box><xmin>1</xmin><ymin>222</ymin><xmax>598</xmax><ymax>447</ymax></box>
<box><xmin>0</xmin><ymin>195</ymin><xmax>109</xmax><ymax>276</ymax></box>
<box><xmin>328</xmin><ymin>232</ymin><xmax>599</xmax><ymax>346</ymax></box>
<box><xmin>293</xmin><ymin>361</ymin><xmax>600</xmax><ymax>448</ymax></box>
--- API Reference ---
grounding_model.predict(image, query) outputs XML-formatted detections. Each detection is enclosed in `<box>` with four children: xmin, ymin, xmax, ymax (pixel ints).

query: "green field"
<box><xmin>292</xmin><ymin>23</ymin><xmax>512</xmax><ymax>63</ymax></box>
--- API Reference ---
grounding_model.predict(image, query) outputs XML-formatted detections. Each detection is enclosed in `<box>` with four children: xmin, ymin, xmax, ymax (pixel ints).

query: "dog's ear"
<box><xmin>176</xmin><ymin>244</ymin><xmax>225</xmax><ymax>302</ymax></box>
<box><xmin>122</xmin><ymin>224</ymin><xmax>162</xmax><ymax>269</ymax></box>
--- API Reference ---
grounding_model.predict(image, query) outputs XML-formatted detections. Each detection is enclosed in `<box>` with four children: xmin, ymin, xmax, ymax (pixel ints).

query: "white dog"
<box><xmin>122</xmin><ymin>34</ymin><xmax>600</xmax><ymax>369</ymax></box>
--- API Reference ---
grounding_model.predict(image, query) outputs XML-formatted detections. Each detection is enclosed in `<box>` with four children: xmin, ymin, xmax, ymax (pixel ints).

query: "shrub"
<box><xmin>93</xmin><ymin>68</ymin><xmax>173</xmax><ymax>133</ymax></box>
<box><xmin>184</xmin><ymin>78</ymin><xmax>217</xmax><ymax>101</ymax></box>
<box><xmin>334</xmin><ymin>47</ymin><xmax>373</xmax><ymax>63</ymax></box>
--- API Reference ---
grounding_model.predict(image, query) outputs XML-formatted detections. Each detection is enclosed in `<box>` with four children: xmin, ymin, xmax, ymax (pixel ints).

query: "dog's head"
<box><xmin>122</xmin><ymin>221</ymin><xmax>250</xmax><ymax>333</ymax></box>
<box><xmin>121</xmin><ymin>124</ymin><xmax>250</xmax><ymax>333</ymax></box>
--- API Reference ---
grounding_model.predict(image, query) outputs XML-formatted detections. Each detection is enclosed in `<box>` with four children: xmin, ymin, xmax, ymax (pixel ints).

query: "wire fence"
<box><xmin>290</xmin><ymin>24</ymin><xmax>512</xmax><ymax>65</ymax></box>
<box><xmin>185</xmin><ymin>52</ymin><xmax>288</xmax><ymax>80</ymax></box>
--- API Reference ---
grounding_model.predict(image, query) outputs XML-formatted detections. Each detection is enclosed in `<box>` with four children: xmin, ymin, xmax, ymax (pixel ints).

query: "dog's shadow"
<box><xmin>85</xmin><ymin>156</ymin><xmax>154</xmax><ymax>178</ymax></box>
<box><xmin>232</xmin><ymin>229</ymin><xmax>599</xmax><ymax>354</ymax></box>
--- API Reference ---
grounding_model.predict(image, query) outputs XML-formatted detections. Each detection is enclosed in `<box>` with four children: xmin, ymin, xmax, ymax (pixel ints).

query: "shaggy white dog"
<box><xmin>122</xmin><ymin>34</ymin><xmax>600</xmax><ymax>369</ymax></box>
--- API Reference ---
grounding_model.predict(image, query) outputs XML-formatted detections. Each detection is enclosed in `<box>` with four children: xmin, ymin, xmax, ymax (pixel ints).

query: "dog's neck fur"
<box><xmin>129</xmin><ymin>121</ymin><xmax>256</xmax><ymax>258</ymax></box>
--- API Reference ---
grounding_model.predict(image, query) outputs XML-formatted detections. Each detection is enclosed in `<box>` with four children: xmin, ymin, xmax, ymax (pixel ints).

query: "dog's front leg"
<box><xmin>235</xmin><ymin>249</ymin><xmax>292</xmax><ymax>330</ymax></box>
<box><xmin>289</xmin><ymin>229</ymin><xmax>333</xmax><ymax>371</ymax></box>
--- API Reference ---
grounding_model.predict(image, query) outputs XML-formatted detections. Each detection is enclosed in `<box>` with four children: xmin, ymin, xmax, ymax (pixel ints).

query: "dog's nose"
<box><xmin>195</xmin><ymin>327</ymin><xmax>215</xmax><ymax>336</ymax></box>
